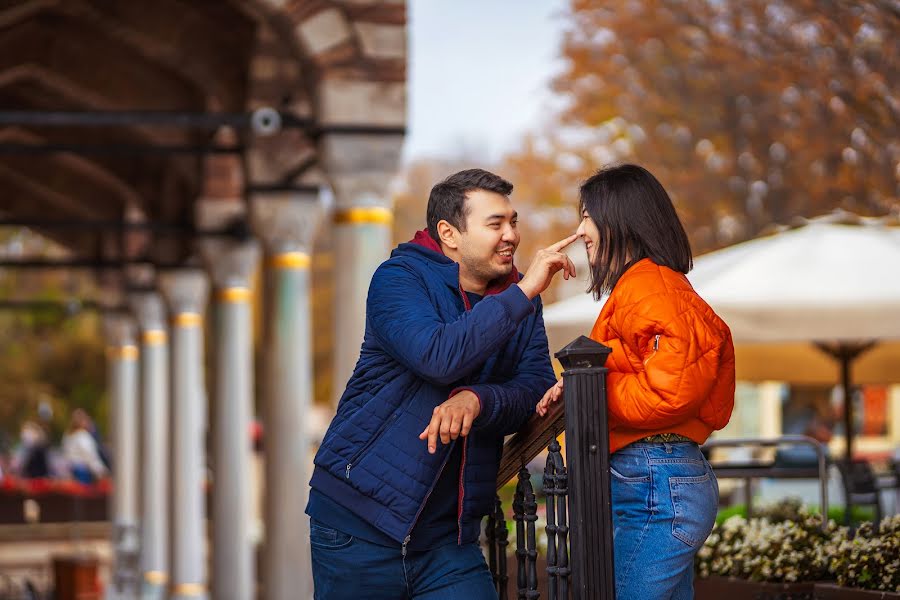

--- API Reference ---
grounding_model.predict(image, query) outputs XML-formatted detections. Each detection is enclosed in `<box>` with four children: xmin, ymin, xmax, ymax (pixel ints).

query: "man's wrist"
<box><xmin>462</xmin><ymin>390</ymin><xmax>481</xmax><ymax>415</ymax></box>
<box><xmin>515</xmin><ymin>282</ymin><xmax>537</xmax><ymax>300</ymax></box>
<box><xmin>451</xmin><ymin>387</ymin><xmax>482</xmax><ymax>416</ymax></box>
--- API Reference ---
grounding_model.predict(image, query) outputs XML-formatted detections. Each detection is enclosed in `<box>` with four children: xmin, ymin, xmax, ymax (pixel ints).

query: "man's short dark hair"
<box><xmin>426</xmin><ymin>169</ymin><xmax>513</xmax><ymax>244</ymax></box>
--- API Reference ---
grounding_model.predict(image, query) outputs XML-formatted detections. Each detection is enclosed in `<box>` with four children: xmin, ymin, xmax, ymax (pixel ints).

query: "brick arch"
<box><xmin>231</xmin><ymin>0</ymin><xmax>406</xmax><ymax>194</ymax></box>
<box><xmin>241</xmin><ymin>0</ymin><xmax>406</xmax><ymax>124</ymax></box>
<box><xmin>0</xmin><ymin>0</ymin><xmax>264</xmax><ymax>265</ymax></box>
<box><xmin>0</xmin><ymin>0</ymin><xmax>406</xmax><ymax>268</ymax></box>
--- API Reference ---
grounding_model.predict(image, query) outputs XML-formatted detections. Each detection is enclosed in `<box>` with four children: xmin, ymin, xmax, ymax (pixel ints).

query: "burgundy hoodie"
<box><xmin>408</xmin><ymin>229</ymin><xmax>521</xmax><ymax>296</ymax></box>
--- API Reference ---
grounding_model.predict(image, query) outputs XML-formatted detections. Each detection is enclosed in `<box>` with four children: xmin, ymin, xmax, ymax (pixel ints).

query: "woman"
<box><xmin>537</xmin><ymin>164</ymin><xmax>735</xmax><ymax>599</ymax></box>
<box><xmin>63</xmin><ymin>409</ymin><xmax>108</xmax><ymax>485</ymax></box>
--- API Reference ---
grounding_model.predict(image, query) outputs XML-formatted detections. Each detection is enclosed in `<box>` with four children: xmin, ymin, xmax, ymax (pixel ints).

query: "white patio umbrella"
<box><xmin>542</xmin><ymin>214</ymin><xmax>900</xmax><ymax>464</ymax></box>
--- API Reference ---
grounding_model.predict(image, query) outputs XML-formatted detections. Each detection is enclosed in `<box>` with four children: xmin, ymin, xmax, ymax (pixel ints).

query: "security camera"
<box><xmin>251</xmin><ymin>107</ymin><xmax>282</xmax><ymax>136</ymax></box>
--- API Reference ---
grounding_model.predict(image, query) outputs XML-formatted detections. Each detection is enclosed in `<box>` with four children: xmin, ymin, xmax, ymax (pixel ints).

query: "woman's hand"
<box><xmin>536</xmin><ymin>378</ymin><xmax>564</xmax><ymax>416</ymax></box>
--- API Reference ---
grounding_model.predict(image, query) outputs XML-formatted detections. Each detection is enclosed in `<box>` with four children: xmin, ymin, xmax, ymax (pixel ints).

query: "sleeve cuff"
<box><xmin>450</xmin><ymin>386</ymin><xmax>482</xmax><ymax>413</ymax></box>
<box><xmin>496</xmin><ymin>285</ymin><xmax>535</xmax><ymax>323</ymax></box>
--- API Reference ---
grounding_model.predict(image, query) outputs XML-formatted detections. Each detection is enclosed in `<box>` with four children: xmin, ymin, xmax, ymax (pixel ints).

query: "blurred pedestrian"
<box><xmin>11</xmin><ymin>421</ymin><xmax>51</xmax><ymax>479</ymax></box>
<box><xmin>63</xmin><ymin>409</ymin><xmax>107</xmax><ymax>484</ymax></box>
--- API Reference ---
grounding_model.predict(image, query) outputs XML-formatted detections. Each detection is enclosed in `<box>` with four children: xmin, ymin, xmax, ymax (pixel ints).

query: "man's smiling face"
<box><xmin>456</xmin><ymin>189</ymin><xmax>520</xmax><ymax>286</ymax></box>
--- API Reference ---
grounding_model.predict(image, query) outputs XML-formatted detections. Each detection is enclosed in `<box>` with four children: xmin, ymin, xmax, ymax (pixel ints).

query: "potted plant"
<box><xmin>694</xmin><ymin>499</ymin><xmax>899</xmax><ymax>599</ymax></box>
<box><xmin>695</xmin><ymin>505</ymin><xmax>829</xmax><ymax>599</ymax></box>
<box><xmin>816</xmin><ymin>515</ymin><xmax>900</xmax><ymax>599</ymax></box>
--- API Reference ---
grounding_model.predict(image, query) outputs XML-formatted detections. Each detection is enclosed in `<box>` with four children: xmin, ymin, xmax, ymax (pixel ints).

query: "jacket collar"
<box><xmin>393</xmin><ymin>229</ymin><xmax>520</xmax><ymax>296</ymax></box>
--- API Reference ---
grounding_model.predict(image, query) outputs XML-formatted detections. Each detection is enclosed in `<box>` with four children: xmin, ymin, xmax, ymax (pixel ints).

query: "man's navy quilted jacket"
<box><xmin>309</xmin><ymin>231</ymin><xmax>557</xmax><ymax>547</ymax></box>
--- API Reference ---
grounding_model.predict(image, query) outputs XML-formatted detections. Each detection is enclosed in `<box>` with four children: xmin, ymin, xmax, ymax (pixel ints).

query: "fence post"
<box><xmin>555</xmin><ymin>335</ymin><xmax>614</xmax><ymax>600</ymax></box>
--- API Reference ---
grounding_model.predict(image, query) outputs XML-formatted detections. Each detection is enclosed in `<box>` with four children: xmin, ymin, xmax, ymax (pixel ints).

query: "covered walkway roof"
<box><xmin>0</xmin><ymin>0</ymin><xmax>405</xmax><ymax>272</ymax></box>
<box><xmin>0</xmin><ymin>2</ymin><xmax>408</xmax><ymax>599</ymax></box>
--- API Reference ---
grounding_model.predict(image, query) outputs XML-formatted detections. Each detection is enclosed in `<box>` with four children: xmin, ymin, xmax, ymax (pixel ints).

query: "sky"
<box><xmin>403</xmin><ymin>0</ymin><xmax>569</xmax><ymax>164</ymax></box>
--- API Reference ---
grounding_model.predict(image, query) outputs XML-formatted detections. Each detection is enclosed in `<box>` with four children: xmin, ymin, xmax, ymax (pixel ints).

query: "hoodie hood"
<box><xmin>409</xmin><ymin>229</ymin><xmax>444</xmax><ymax>254</ymax></box>
<box><xmin>395</xmin><ymin>229</ymin><xmax>520</xmax><ymax>296</ymax></box>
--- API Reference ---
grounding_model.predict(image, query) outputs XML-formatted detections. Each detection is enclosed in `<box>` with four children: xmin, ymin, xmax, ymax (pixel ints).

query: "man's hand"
<box><xmin>418</xmin><ymin>389</ymin><xmax>481</xmax><ymax>454</ymax></box>
<box><xmin>517</xmin><ymin>234</ymin><xmax>579</xmax><ymax>300</ymax></box>
<box><xmin>535</xmin><ymin>378</ymin><xmax>564</xmax><ymax>417</ymax></box>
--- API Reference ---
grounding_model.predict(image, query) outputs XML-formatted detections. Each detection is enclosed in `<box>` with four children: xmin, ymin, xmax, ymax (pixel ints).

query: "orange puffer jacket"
<box><xmin>589</xmin><ymin>258</ymin><xmax>736</xmax><ymax>453</ymax></box>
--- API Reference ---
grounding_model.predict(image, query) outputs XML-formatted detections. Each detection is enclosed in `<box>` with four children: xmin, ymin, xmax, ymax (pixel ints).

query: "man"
<box><xmin>306</xmin><ymin>169</ymin><xmax>577</xmax><ymax>598</ymax></box>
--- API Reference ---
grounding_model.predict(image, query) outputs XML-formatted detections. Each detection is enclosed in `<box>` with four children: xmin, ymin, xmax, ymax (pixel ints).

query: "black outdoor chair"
<box><xmin>835</xmin><ymin>459</ymin><xmax>883</xmax><ymax>526</ymax></box>
<box><xmin>882</xmin><ymin>458</ymin><xmax>900</xmax><ymax>512</ymax></box>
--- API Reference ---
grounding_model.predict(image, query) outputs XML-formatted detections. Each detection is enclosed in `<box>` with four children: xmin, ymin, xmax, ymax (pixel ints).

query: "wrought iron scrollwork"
<box><xmin>486</xmin><ymin>495</ymin><xmax>510</xmax><ymax>599</ymax></box>
<box><xmin>513</xmin><ymin>467</ymin><xmax>540</xmax><ymax>599</ymax></box>
<box><xmin>491</xmin><ymin>335</ymin><xmax>614</xmax><ymax>599</ymax></box>
<box><xmin>543</xmin><ymin>438</ymin><xmax>570</xmax><ymax>599</ymax></box>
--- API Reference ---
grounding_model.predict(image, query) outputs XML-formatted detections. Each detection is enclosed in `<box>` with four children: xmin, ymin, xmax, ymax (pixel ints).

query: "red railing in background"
<box><xmin>0</xmin><ymin>476</ymin><xmax>111</xmax><ymax>524</ymax></box>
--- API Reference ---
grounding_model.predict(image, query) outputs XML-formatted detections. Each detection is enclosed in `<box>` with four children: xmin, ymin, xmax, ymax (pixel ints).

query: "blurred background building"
<box><xmin>0</xmin><ymin>1</ymin><xmax>898</xmax><ymax>599</ymax></box>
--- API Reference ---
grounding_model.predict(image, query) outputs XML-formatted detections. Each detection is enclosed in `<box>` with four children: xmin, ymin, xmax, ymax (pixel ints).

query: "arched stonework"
<box><xmin>0</xmin><ymin>3</ymin><xmax>407</xmax><ymax>597</ymax></box>
<box><xmin>0</xmin><ymin>0</ymin><xmax>406</xmax><ymax>257</ymax></box>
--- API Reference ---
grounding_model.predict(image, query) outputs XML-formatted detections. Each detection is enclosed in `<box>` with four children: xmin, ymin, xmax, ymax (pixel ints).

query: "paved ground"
<box><xmin>0</xmin><ymin>522</ymin><xmax>111</xmax><ymax>597</ymax></box>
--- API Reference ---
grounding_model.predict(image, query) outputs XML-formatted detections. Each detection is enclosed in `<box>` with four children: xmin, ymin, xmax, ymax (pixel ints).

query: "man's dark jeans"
<box><xmin>310</xmin><ymin>520</ymin><xmax>497</xmax><ymax>599</ymax></box>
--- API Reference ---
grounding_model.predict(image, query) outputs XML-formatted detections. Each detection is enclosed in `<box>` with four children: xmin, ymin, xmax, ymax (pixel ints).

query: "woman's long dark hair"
<box><xmin>580</xmin><ymin>164</ymin><xmax>692</xmax><ymax>298</ymax></box>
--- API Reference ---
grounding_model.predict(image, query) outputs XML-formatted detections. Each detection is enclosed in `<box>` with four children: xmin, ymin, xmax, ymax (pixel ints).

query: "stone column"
<box><xmin>251</xmin><ymin>190</ymin><xmax>321</xmax><ymax>600</ymax></box>
<box><xmin>130</xmin><ymin>293</ymin><xmax>170</xmax><ymax>600</ymax></box>
<box><xmin>105</xmin><ymin>312</ymin><xmax>141</xmax><ymax>600</ymax></box>
<box><xmin>890</xmin><ymin>385</ymin><xmax>900</xmax><ymax>446</ymax></box>
<box><xmin>319</xmin><ymin>133</ymin><xmax>403</xmax><ymax>404</ymax></box>
<box><xmin>159</xmin><ymin>269</ymin><xmax>210</xmax><ymax>600</ymax></box>
<box><xmin>198</xmin><ymin>200</ymin><xmax>260</xmax><ymax>600</ymax></box>
<box><xmin>758</xmin><ymin>381</ymin><xmax>784</xmax><ymax>438</ymax></box>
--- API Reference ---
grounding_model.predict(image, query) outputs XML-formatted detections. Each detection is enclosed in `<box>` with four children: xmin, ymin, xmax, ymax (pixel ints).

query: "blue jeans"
<box><xmin>611</xmin><ymin>442</ymin><xmax>719</xmax><ymax>600</ymax></box>
<box><xmin>71</xmin><ymin>464</ymin><xmax>95</xmax><ymax>485</ymax></box>
<box><xmin>310</xmin><ymin>520</ymin><xmax>497</xmax><ymax>599</ymax></box>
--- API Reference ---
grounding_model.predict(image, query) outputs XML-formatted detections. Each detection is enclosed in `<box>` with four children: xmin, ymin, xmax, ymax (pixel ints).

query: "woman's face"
<box><xmin>576</xmin><ymin>209</ymin><xmax>602</xmax><ymax>266</ymax></box>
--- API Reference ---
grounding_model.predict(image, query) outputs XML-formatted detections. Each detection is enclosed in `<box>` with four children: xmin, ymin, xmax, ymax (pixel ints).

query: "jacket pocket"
<box><xmin>344</xmin><ymin>409</ymin><xmax>400</xmax><ymax>480</ymax></box>
<box><xmin>643</xmin><ymin>334</ymin><xmax>662</xmax><ymax>366</ymax></box>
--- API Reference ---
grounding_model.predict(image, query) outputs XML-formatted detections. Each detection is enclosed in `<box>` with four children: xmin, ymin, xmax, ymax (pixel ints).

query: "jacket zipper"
<box><xmin>345</xmin><ymin>411</ymin><xmax>400</xmax><ymax>480</ymax></box>
<box><xmin>456</xmin><ymin>436</ymin><xmax>469</xmax><ymax>545</ymax></box>
<box><xmin>402</xmin><ymin>440</ymin><xmax>456</xmax><ymax>557</ymax></box>
<box><xmin>455</xmin><ymin>285</ymin><xmax>473</xmax><ymax>544</ymax></box>
<box><xmin>644</xmin><ymin>334</ymin><xmax>661</xmax><ymax>366</ymax></box>
<box><xmin>404</xmin><ymin>286</ymin><xmax>475</xmax><ymax>555</ymax></box>
<box><xmin>459</xmin><ymin>285</ymin><xmax>472</xmax><ymax>310</ymax></box>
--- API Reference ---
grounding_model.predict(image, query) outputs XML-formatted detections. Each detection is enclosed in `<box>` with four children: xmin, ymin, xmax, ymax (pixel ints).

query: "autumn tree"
<box><xmin>506</xmin><ymin>0</ymin><xmax>899</xmax><ymax>252</ymax></box>
<box><xmin>0</xmin><ymin>230</ymin><xmax>107</xmax><ymax>447</ymax></box>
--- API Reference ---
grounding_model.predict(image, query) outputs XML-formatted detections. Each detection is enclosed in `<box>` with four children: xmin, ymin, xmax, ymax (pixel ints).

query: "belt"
<box><xmin>637</xmin><ymin>433</ymin><xmax>695</xmax><ymax>444</ymax></box>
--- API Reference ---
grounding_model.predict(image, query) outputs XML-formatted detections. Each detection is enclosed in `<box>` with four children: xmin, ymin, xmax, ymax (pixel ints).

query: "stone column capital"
<box><xmin>97</xmin><ymin>285</ymin><xmax>128</xmax><ymax>313</ymax></box>
<box><xmin>250</xmin><ymin>190</ymin><xmax>323</xmax><ymax>256</ymax></box>
<box><xmin>124</xmin><ymin>263</ymin><xmax>156</xmax><ymax>291</ymax></box>
<box><xmin>103</xmin><ymin>312</ymin><xmax>138</xmax><ymax>348</ymax></box>
<box><xmin>129</xmin><ymin>292</ymin><xmax>167</xmax><ymax>332</ymax></box>
<box><xmin>317</xmin><ymin>133</ymin><xmax>403</xmax><ymax>212</ymax></box>
<box><xmin>195</xmin><ymin>199</ymin><xmax>261</xmax><ymax>290</ymax></box>
<box><xmin>159</xmin><ymin>268</ymin><xmax>210</xmax><ymax>317</ymax></box>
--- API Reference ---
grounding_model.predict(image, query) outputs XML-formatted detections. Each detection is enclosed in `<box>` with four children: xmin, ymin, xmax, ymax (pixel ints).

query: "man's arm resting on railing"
<box><xmin>368</xmin><ymin>262</ymin><xmax>537</xmax><ymax>386</ymax></box>
<box><xmin>457</xmin><ymin>302</ymin><xmax>557</xmax><ymax>437</ymax></box>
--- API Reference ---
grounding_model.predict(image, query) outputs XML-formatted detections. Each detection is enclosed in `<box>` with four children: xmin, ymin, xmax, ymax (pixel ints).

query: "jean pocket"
<box><xmin>669</xmin><ymin>473</ymin><xmax>717</xmax><ymax>547</ymax></box>
<box><xmin>610</xmin><ymin>453</ymin><xmax>651</xmax><ymax>483</ymax></box>
<box><xmin>310</xmin><ymin>522</ymin><xmax>354</xmax><ymax>550</ymax></box>
<box><xmin>610</xmin><ymin>465</ymin><xmax>651</xmax><ymax>483</ymax></box>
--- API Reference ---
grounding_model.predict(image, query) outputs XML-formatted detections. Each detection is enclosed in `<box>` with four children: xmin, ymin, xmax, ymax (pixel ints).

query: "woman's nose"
<box><xmin>575</xmin><ymin>220</ymin><xmax>586</xmax><ymax>236</ymax></box>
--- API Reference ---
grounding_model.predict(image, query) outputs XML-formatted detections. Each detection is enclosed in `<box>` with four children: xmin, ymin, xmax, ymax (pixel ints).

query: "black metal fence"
<box><xmin>485</xmin><ymin>336</ymin><xmax>615</xmax><ymax>600</ymax></box>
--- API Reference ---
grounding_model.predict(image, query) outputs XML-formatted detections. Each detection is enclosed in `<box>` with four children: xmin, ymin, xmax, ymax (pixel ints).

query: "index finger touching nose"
<box><xmin>546</xmin><ymin>233</ymin><xmax>580</xmax><ymax>253</ymax></box>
